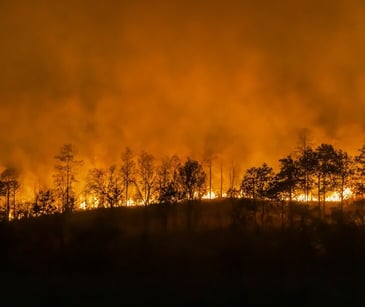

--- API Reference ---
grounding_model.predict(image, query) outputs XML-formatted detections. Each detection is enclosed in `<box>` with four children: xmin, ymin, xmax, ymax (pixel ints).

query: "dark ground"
<box><xmin>1</xmin><ymin>201</ymin><xmax>365</xmax><ymax>306</ymax></box>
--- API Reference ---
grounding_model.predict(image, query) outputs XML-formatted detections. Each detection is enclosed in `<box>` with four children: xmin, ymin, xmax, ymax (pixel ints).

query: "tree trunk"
<box><xmin>340</xmin><ymin>177</ymin><xmax>344</xmax><ymax>211</ymax></box>
<box><xmin>6</xmin><ymin>187</ymin><xmax>10</xmax><ymax>221</ymax></box>
<box><xmin>322</xmin><ymin>176</ymin><xmax>326</xmax><ymax>218</ymax></box>
<box><xmin>317</xmin><ymin>175</ymin><xmax>321</xmax><ymax>217</ymax></box>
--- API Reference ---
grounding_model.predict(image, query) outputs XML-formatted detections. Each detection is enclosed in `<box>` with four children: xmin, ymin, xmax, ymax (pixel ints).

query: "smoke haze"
<box><xmin>1</xmin><ymin>0</ymin><xmax>365</xmax><ymax>193</ymax></box>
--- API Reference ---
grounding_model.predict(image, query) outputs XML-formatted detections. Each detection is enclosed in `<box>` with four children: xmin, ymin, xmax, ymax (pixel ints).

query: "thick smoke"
<box><xmin>1</xmin><ymin>0</ymin><xmax>365</xmax><ymax>195</ymax></box>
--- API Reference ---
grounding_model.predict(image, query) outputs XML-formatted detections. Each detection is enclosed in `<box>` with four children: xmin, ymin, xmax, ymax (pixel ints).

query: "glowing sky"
<box><xmin>1</xmin><ymin>0</ymin><xmax>365</xmax><ymax>189</ymax></box>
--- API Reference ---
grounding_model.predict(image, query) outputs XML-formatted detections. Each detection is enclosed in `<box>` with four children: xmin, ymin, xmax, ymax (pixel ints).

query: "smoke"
<box><xmin>1</xmin><ymin>0</ymin><xmax>365</xmax><ymax>194</ymax></box>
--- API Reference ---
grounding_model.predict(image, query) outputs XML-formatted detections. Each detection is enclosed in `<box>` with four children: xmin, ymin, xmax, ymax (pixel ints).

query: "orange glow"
<box><xmin>79</xmin><ymin>201</ymin><xmax>87</xmax><ymax>210</ymax></box>
<box><xmin>1</xmin><ymin>1</ymin><xmax>365</xmax><ymax>210</ymax></box>
<box><xmin>202</xmin><ymin>191</ymin><xmax>217</xmax><ymax>199</ymax></box>
<box><xmin>294</xmin><ymin>188</ymin><xmax>353</xmax><ymax>202</ymax></box>
<box><xmin>126</xmin><ymin>199</ymin><xmax>136</xmax><ymax>206</ymax></box>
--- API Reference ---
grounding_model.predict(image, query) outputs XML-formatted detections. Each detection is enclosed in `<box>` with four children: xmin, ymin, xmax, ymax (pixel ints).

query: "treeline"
<box><xmin>239</xmin><ymin>143</ymin><xmax>364</xmax><ymax>210</ymax></box>
<box><xmin>2</xmin><ymin>141</ymin><xmax>365</xmax><ymax>221</ymax></box>
<box><xmin>0</xmin><ymin>145</ymin><xmax>207</xmax><ymax>221</ymax></box>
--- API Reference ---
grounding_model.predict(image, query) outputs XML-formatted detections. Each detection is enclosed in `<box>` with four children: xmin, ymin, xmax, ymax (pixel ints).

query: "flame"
<box><xmin>79</xmin><ymin>201</ymin><xmax>87</xmax><ymax>210</ymax></box>
<box><xmin>202</xmin><ymin>191</ymin><xmax>216</xmax><ymax>199</ymax></box>
<box><xmin>126</xmin><ymin>199</ymin><xmax>136</xmax><ymax>206</ymax></box>
<box><xmin>294</xmin><ymin>188</ymin><xmax>353</xmax><ymax>202</ymax></box>
<box><xmin>78</xmin><ymin>196</ymin><xmax>100</xmax><ymax>210</ymax></box>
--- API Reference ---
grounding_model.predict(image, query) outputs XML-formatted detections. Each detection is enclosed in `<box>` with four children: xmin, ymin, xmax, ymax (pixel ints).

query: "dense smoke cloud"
<box><xmin>1</xmin><ymin>0</ymin><xmax>365</xmax><ymax>192</ymax></box>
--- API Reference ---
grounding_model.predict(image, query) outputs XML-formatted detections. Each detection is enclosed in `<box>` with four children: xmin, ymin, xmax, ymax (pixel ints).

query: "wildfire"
<box><xmin>78</xmin><ymin>196</ymin><xmax>100</xmax><ymax>210</ymax></box>
<box><xmin>79</xmin><ymin>201</ymin><xmax>87</xmax><ymax>210</ymax></box>
<box><xmin>202</xmin><ymin>191</ymin><xmax>216</xmax><ymax>199</ymax></box>
<box><xmin>294</xmin><ymin>188</ymin><xmax>353</xmax><ymax>202</ymax></box>
<box><xmin>126</xmin><ymin>199</ymin><xmax>136</xmax><ymax>206</ymax></box>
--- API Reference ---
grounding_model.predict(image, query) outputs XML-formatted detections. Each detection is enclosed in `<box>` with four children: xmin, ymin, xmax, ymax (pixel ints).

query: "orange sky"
<box><xmin>1</xmin><ymin>0</ymin><xmax>365</xmax><ymax>193</ymax></box>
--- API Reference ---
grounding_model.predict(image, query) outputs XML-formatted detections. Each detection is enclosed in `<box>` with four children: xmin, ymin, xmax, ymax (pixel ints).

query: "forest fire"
<box><xmin>0</xmin><ymin>0</ymin><xmax>365</xmax><ymax>220</ymax></box>
<box><xmin>3</xmin><ymin>1</ymin><xmax>365</xmax><ymax>305</ymax></box>
<box><xmin>293</xmin><ymin>188</ymin><xmax>353</xmax><ymax>203</ymax></box>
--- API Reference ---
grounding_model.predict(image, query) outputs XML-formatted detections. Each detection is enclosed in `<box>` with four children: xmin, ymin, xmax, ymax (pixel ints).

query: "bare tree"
<box><xmin>297</xmin><ymin>147</ymin><xmax>317</xmax><ymax>203</ymax></box>
<box><xmin>315</xmin><ymin>144</ymin><xmax>338</xmax><ymax>216</ymax></box>
<box><xmin>53</xmin><ymin>144</ymin><xmax>82</xmax><ymax>213</ymax></box>
<box><xmin>135</xmin><ymin>151</ymin><xmax>157</xmax><ymax>206</ymax></box>
<box><xmin>86</xmin><ymin>165</ymin><xmax>124</xmax><ymax>208</ymax></box>
<box><xmin>157</xmin><ymin>155</ymin><xmax>182</xmax><ymax>203</ymax></box>
<box><xmin>121</xmin><ymin>147</ymin><xmax>136</xmax><ymax>205</ymax></box>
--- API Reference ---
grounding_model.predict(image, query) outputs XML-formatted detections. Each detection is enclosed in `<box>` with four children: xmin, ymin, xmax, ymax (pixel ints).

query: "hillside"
<box><xmin>1</xmin><ymin>199</ymin><xmax>365</xmax><ymax>306</ymax></box>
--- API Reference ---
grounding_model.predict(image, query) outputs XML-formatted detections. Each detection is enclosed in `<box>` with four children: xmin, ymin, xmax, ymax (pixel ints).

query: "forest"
<box><xmin>1</xmin><ymin>141</ymin><xmax>365</xmax><ymax>222</ymax></box>
<box><xmin>2</xmin><ymin>142</ymin><xmax>365</xmax><ymax>305</ymax></box>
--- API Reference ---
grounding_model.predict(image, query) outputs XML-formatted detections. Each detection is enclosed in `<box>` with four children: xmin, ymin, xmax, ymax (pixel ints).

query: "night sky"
<box><xmin>1</xmin><ymin>0</ymin><xmax>365</xmax><ymax>191</ymax></box>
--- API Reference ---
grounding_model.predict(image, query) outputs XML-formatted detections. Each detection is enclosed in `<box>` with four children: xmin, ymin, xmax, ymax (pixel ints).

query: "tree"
<box><xmin>275</xmin><ymin>156</ymin><xmax>301</xmax><ymax>201</ymax></box>
<box><xmin>121</xmin><ymin>147</ymin><xmax>136</xmax><ymax>205</ymax></box>
<box><xmin>86</xmin><ymin>165</ymin><xmax>124</xmax><ymax>208</ymax></box>
<box><xmin>0</xmin><ymin>168</ymin><xmax>20</xmax><ymax>221</ymax></box>
<box><xmin>297</xmin><ymin>147</ymin><xmax>318</xmax><ymax>202</ymax></box>
<box><xmin>32</xmin><ymin>189</ymin><xmax>57</xmax><ymax>217</ymax></box>
<box><xmin>135</xmin><ymin>151</ymin><xmax>157</xmax><ymax>206</ymax></box>
<box><xmin>333</xmin><ymin>149</ymin><xmax>354</xmax><ymax>209</ymax></box>
<box><xmin>203</xmin><ymin>151</ymin><xmax>216</xmax><ymax>199</ymax></box>
<box><xmin>241</xmin><ymin>167</ymin><xmax>258</xmax><ymax>199</ymax></box>
<box><xmin>157</xmin><ymin>155</ymin><xmax>182</xmax><ymax>203</ymax></box>
<box><xmin>354</xmin><ymin>145</ymin><xmax>365</xmax><ymax>198</ymax></box>
<box><xmin>53</xmin><ymin>144</ymin><xmax>82</xmax><ymax>213</ymax></box>
<box><xmin>315</xmin><ymin>144</ymin><xmax>338</xmax><ymax>214</ymax></box>
<box><xmin>240</xmin><ymin>163</ymin><xmax>275</xmax><ymax>200</ymax></box>
<box><xmin>178</xmin><ymin>158</ymin><xmax>207</xmax><ymax>200</ymax></box>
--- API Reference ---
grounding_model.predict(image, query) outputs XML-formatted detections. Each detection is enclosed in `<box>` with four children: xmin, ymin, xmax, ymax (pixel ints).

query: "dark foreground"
<box><xmin>2</xmin><ymin>201</ymin><xmax>365</xmax><ymax>306</ymax></box>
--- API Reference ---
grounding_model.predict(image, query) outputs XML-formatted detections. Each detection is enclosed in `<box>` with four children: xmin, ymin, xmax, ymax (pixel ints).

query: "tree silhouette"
<box><xmin>53</xmin><ymin>144</ymin><xmax>82</xmax><ymax>213</ymax></box>
<box><xmin>121</xmin><ymin>147</ymin><xmax>136</xmax><ymax>205</ymax></box>
<box><xmin>315</xmin><ymin>144</ymin><xmax>338</xmax><ymax>215</ymax></box>
<box><xmin>178</xmin><ymin>158</ymin><xmax>207</xmax><ymax>200</ymax></box>
<box><xmin>0</xmin><ymin>168</ymin><xmax>20</xmax><ymax>221</ymax></box>
<box><xmin>136</xmin><ymin>151</ymin><xmax>157</xmax><ymax>206</ymax></box>
<box><xmin>297</xmin><ymin>147</ymin><xmax>317</xmax><ymax>202</ymax></box>
<box><xmin>157</xmin><ymin>155</ymin><xmax>182</xmax><ymax>203</ymax></box>
<box><xmin>32</xmin><ymin>189</ymin><xmax>57</xmax><ymax>217</ymax></box>
<box><xmin>86</xmin><ymin>165</ymin><xmax>124</xmax><ymax>208</ymax></box>
<box><xmin>355</xmin><ymin>145</ymin><xmax>365</xmax><ymax>198</ymax></box>
<box><xmin>240</xmin><ymin>163</ymin><xmax>274</xmax><ymax>200</ymax></box>
<box><xmin>275</xmin><ymin>156</ymin><xmax>301</xmax><ymax>201</ymax></box>
<box><xmin>333</xmin><ymin>149</ymin><xmax>354</xmax><ymax>209</ymax></box>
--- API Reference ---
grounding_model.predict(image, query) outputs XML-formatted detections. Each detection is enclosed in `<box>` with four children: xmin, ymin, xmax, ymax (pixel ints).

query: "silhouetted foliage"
<box><xmin>273</xmin><ymin>156</ymin><xmax>301</xmax><ymax>201</ymax></box>
<box><xmin>240</xmin><ymin>163</ymin><xmax>275</xmax><ymax>200</ymax></box>
<box><xmin>32</xmin><ymin>189</ymin><xmax>57</xmax><ymax>217</ymax></box>
<box><xmin>157</xmin><ymin>155</ymin><xmax>182</xmax><ymax>203</ymax></box>
<box><xmin>178</xmin><ymin>158</ymin><xmax>207</xmax><ymax>200</ymax></box>
<box><xmin>86</xmin><ymin>165</ymin><xmax>124</xmax><ymax>208</ymax></box>
<box><xmin>354</xmin><ymin>145</ymin><xmax>365</xmax><ymax>198</ymax></box>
